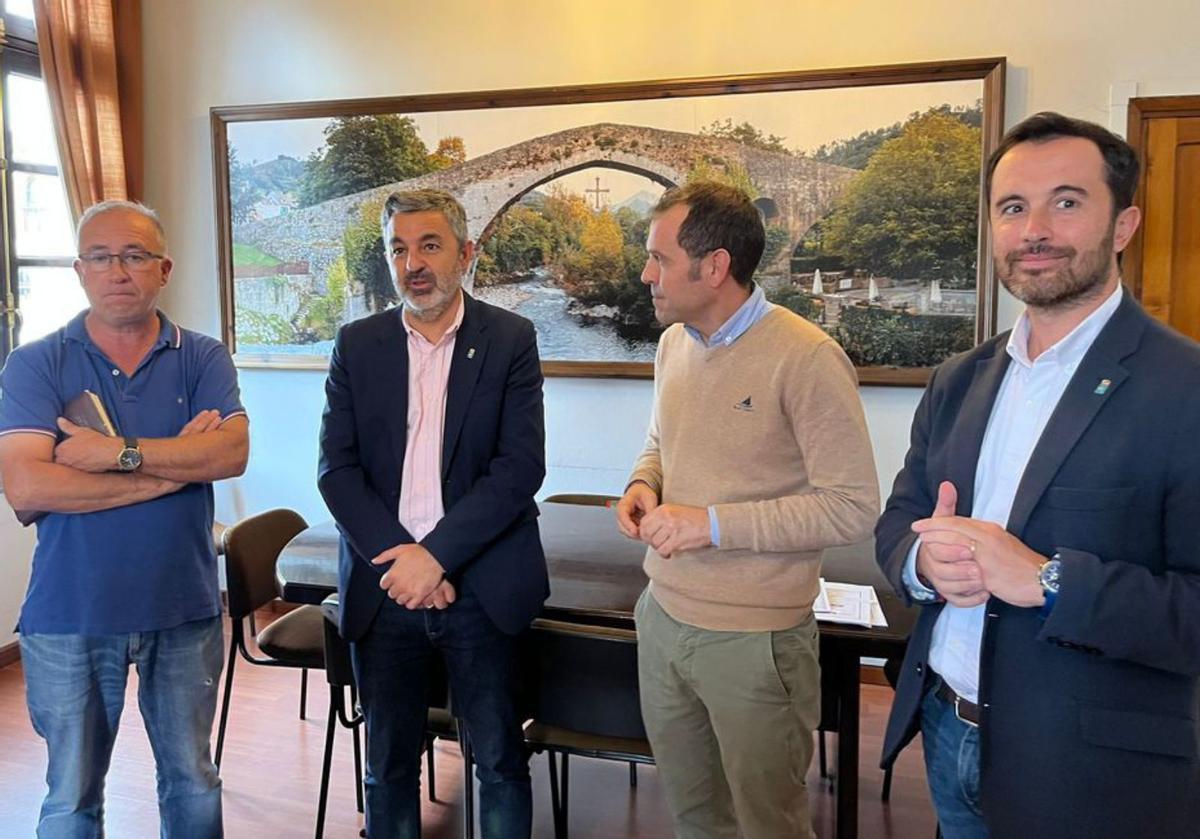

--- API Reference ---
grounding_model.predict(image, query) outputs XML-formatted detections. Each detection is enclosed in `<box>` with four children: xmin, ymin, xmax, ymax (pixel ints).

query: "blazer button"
<box><xmin>916</xmin><ymin>663</ymin><xmax>924</xmax><ymax>676</ymax></box>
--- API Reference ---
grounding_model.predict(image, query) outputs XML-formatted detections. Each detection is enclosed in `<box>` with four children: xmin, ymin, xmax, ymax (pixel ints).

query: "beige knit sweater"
<box><xmin>628</xmin><ymin>306</ymin><xmax>879</xmax><ymax>631</ymax></box>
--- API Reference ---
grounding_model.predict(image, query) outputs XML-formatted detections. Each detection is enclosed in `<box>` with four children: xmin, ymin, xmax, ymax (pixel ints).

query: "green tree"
<box><xmin>701</xmin><ymin>118</ymin><xmax>791</xmax><ymax>154</ymax></box>
<box><xmin>296</xmin><ymin>257</ymin><xmax>348</xmax><ymax>341</ymax></box>
<box><xmin>614</xmin><ymin>207</ymin><xmax>649</xmax><ymax>247</ymax></box>
<box><xmin>819</xmin><ymin>111</ymin><xmax>981</xmax><ymax>280</ymax></box>
<box><xmin>766</xmin><ymin>285</ymin><xmax>824</xmax><ymax>322</ymax></box>
<box><xmin>560</xmin><ymin>209</ymin><xmax>625</xmax><ymax>300</ymax></box>
<box><xmin>811</xmin><ymin>101</ymin><xmax>983</xmax><ymax>170</ymax></box>
<box><xmin>344</xmin><ymin>200</ymin><xmax>396</xmax><ymax>312</ymax></box>
<box><xmin>300</xmin><ymin>115</ymin><xmax>434</xmax><ymax>206</ymax></box>
<box><xmin>758</xmin><ymin>224</ymin><xmax>791</xmax><ymax>274</ymax></box>
<box><xmin>228</xmin><ymin>145</ymin><xmax>262</xmax><ymax>224</ymax></box>
<box><xmin>539</xmin><ymin>187</ymin><xmax>592</xmax><ymax>252</ymax></box>
<box><xmin>686</xmin><ymin>156</ymin><xmax>760</xmax><ymax>198</ymax></box>
<box><xmin>834</xmin><ymin>305</ymin><xmax>973</xmax><ymax>367</ymax></box>
<box><xmin>481</xmin><ymin>204</ymin><xmax>558</xmax><ymax>278</ymax></box>
<box><xmin>428</xmin><ymin>136</ymin><xmax>467</xmax><ymax>170</ymax></box>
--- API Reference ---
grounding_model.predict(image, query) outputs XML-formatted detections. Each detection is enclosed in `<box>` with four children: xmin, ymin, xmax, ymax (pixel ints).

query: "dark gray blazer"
<box><xmin>876</xmin><ymin>290</ymin><xmax>1200</xmax><ymax>839</ymax></box>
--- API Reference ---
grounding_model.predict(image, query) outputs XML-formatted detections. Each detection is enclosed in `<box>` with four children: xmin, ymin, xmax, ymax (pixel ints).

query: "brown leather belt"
<box><xmin>935</xmin><ymin>678</ymin><xmax>980</xmax><ymax>727</ymax></box>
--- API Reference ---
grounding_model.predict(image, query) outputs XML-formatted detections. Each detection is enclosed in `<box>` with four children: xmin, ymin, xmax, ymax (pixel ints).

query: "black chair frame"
<box><xmin>523</xmin><ymin>618</ymin><xmax>653</xmax><ymax>839</ymax></box>
<box><xmin>214</xmin><ymin>508</ymin><xmax>321</xmax><ymax>769</ymax></box>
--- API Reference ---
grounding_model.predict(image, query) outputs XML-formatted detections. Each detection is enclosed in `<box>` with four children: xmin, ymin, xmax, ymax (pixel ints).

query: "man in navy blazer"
<box><xmin>877</xmin><ymin>113</ymin><xmax>1200</xmax><ymax>838</ymax></box>
<box><xmin>318</xmin><ymin>189</ymin><xmax>546</xmax><ymax>838</ymax></box>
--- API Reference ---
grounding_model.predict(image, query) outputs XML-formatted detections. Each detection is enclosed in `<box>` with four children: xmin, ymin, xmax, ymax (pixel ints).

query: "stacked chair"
<box><xmin>523</xmin><ymin>618</ymin><xmax>654</xmax><ymax>839</ymax></box>
<box><xmin>213</xmin><ymin>508</ymin><xmax>363</xmax><ymax>834</ymax></box>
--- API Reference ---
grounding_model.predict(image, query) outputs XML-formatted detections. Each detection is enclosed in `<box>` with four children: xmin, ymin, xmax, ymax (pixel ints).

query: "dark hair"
<box><xmin>985</xmin><ymin>112</ymin><xmax>1139</xmax><ymax>215</ymax></box>
<box><xmin>380</xmin><ymin>188</ymin><xmax>469</xmax><ymax>249</ymax></box>
<box><xmin>652</xmin><ymin>181</ymin><xmax>765</xmax><ymax>287</ymax></box>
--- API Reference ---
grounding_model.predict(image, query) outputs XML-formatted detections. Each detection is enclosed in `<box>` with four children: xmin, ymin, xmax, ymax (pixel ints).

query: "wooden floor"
<box><xmin>0</xmin><ymin>616</ymin><xmax>937</xmax><ymax>838</ymax></box>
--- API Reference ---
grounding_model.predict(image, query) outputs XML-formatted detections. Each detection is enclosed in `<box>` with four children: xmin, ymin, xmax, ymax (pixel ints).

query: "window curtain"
<box><xmin>34</xmin><ymin>0</ymin><xmax>143</xmax><ymax>221</ymax></box>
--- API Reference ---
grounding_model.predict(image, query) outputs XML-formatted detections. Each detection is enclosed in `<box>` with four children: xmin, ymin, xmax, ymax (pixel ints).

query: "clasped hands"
<box><xmin>615</xmin><ymin>481</ymin><xmax>711</xmax><ymax>558</ymax></box>
<box><xmin>372</xmin><ymin>543</ymin><xmax>456</xmax><ymax>610</ymax></box>
<box><xmin>912</xmin><ymin>480</ymin><xmax>1047</xmax><ymax>609</ymax></box>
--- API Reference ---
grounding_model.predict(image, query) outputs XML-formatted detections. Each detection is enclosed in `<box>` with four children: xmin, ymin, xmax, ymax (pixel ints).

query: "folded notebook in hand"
<box><xmin>14</xmin><ymin>391</ymin><xmax>118</xmax><ymax>527</ymax></box>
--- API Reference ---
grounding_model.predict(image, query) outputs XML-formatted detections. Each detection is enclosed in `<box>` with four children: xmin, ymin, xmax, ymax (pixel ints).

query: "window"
<box><xmin>1</xmin><ymin>4</ymin><xmax>81</xmax><ymax>362</ymax></box>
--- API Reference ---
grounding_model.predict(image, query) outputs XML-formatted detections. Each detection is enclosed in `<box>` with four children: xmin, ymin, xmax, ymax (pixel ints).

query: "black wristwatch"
<box><xmin>1038</xmin><ymin>554</ymin><xmax>1063</xmax><ymax>595</ymax></box>
<box><xmin>117</xmin><ymin>436</ymin><xmax>143</xmax><ymax>472</ymax></box>
<box><xmin>1038</xmin><ymin>553</ymin><xmax>1062</xmax><ymax>617</ymax></box>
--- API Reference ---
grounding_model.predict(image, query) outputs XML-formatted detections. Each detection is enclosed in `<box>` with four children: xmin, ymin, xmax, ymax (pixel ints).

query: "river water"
<box><xmin>474</xmin><ymin>273</ymin><xmax>658</xmax><ymax>362</ymax></box>
<box><xmin>238</xmin><ymin>272</ymin><xmax>659</xmax><ymax>362</ymax></box>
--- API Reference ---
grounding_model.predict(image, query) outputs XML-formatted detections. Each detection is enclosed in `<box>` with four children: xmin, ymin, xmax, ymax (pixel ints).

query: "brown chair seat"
<box><xmin>256</xmin><ymin>605</ymin><xmax>326</xmax><ymax>669</ymax></box>
<box><xmin>524</xmin><ymin>722</ymin><xmax>653</xmax><ymax>763</ymax></box>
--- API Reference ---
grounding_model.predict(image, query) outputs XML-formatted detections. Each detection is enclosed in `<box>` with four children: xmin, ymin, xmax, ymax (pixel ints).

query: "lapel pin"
<box><xmin>1094</xmin><ymin>378</ymin><xmax>1111</xmax><ymax>395</ymax></box>
<box><xmin>467</xmin><ymin>347</ymin><xmax>476</xmax><ymax>359</ymax></box>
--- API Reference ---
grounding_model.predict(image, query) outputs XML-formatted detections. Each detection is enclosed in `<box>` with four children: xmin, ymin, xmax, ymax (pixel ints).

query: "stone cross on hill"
<box><xmin>584</xmin><ymin>176</ymin><xmax>610</xmax><ymax>210</ymax></box>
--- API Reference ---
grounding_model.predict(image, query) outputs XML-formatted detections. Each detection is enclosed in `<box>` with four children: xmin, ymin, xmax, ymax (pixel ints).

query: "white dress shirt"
<box><xmin>904</xmin><ymin>284</ymin><xmax>1124</xmax><ymax>703</ymax></box>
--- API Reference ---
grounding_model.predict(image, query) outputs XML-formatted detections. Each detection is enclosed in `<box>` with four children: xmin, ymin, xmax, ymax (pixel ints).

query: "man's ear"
<box><xmin>459</xmin><ymin>240</ymin><xmax>476</xmax><ymax>271</ymax></box>
<box><xmin>707</xmin><ymin>248</ymin><xmax>733</xmax><ymax>287</ymax></box>
<box><xmin>1112</xmin><ymin>205</ymin><xmax>1141</xmax><ymax>254</ymax></box>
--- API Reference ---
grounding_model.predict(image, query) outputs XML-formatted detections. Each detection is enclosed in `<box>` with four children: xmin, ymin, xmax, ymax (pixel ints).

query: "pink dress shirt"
<box><xmin>398</xmin><ymin>296</ymin><xmax>465</xmax><ymax>542</ymax></box>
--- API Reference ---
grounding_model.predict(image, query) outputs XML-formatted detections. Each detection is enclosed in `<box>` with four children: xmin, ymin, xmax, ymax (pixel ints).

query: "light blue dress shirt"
<box><xmin>903</xmin><ymin>284</ymin><xmax>1124</xmax><ymax>703</ymax></box>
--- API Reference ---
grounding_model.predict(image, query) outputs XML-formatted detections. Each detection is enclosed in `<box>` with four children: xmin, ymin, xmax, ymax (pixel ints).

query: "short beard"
<box><xmin>399</xmin><ymin>270</ymin><xmax>461</xmax><ymax>323</ymax></box>
<box><xmin>404</xmin><ymin>292</ymin><xmax>455</xmax><ymax>323</ymax></box>
<box><xmin>997</xmin><ymin>224</ymin><xmax>1116</xmax><ymax>313</ymax></box>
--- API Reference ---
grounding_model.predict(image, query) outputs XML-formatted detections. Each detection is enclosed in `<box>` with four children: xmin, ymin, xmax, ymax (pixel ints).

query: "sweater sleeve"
<box><xmin>713</xmin><ymin>339</ymin><xmax>880</xmax><ymax>552</ymax></box>
<box><xmin>626</xmin><ymin>331</ymin><xmax>668</xmax><ymax>495</ymax></box>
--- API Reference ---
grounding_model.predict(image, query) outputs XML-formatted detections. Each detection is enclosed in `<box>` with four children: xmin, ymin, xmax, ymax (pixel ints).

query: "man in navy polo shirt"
<box><xmin>0</xmin><ymin>200</ymin><xmax>248</xmax><ymax>838</ymax></box>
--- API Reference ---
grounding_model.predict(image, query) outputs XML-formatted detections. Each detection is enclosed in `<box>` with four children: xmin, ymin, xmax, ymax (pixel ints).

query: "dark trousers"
<box><xmin>351</xmin><ymin>588</ymin><xmax>531</xmax><ymax>839</ymax></box>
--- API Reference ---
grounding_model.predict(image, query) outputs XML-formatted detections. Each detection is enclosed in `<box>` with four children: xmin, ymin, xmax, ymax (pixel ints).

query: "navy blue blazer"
<box><xmin>876</xmin><ymin>291</ymin><xmax>1200</xmax><ymax>838</ymax></box>
<box><xmin>317</xmin><ymin>293</ymin><xmax>548</xmax><ymax>641</ymax></box>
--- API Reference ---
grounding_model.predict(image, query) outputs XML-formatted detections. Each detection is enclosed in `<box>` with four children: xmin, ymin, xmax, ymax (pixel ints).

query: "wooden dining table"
<box><xmin>276</xmin><ymin>501</ymin><xmax>917</xmax><ymax>839</ymax></box>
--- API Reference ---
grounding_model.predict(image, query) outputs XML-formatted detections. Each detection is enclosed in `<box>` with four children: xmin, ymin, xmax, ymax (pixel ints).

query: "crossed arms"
<box><xmin>0</xmin><ymin>411</ymin><xmax>249</xmax><ymax>515</ymax></box>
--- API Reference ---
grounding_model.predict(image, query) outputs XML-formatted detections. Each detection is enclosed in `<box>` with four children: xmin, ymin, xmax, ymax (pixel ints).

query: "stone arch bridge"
<box><xmin>236</xmin><ymin>123</ymin><xmax>856</xmax><ymax>281</ymax></box>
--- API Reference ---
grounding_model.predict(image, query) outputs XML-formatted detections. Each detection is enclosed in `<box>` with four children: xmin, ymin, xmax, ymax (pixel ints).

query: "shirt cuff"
<box><xmin>708</xmin><ymin>505</ymin><xmax>720</xmax><ymax>548</ymax></box>
<box><xmin>902</xmin><ymin>537</ymin><xmax>939</xmax><ymax>601</ymax></box>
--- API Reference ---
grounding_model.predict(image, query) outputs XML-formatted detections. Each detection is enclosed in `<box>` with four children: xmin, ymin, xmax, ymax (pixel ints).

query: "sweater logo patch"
<box><xmin>734</xmin><ymin>395</ymin><xmax>754</xmax><ymax>412</ymax></box>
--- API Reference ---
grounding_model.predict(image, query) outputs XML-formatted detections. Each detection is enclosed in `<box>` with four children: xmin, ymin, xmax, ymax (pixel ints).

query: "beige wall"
<box><xmin>0</xmin><ymin>512</ymin><xmax>35</xmax><ymax>646</ymax></box>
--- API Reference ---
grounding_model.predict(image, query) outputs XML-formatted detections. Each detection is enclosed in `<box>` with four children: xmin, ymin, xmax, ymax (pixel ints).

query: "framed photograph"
<box><xmin>212</xmin><ymin>57</ymin><xmax>1004</xmax><ymax>384</ymax></box>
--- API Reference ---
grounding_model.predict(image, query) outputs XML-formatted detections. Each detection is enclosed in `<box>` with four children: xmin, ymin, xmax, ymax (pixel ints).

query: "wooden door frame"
<box><xmin>1124</xmin><ymin>95</ymin><xmax>1200</xmax><ymax>299</ymax></box>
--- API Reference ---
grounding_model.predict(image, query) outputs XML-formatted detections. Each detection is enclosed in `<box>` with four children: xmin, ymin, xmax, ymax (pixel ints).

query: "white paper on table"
<box><xmin>814</xmin><ymin>579</ymin><xmax>889</xmax><ymax>629</ymax></box>
<box><xmin>812</xmin><ymin>581</ymin><xmax>831</xmax><ymax>613</ymax></box>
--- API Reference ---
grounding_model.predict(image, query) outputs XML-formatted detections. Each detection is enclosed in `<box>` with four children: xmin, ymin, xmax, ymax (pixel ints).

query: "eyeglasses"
<box><xmin>78</xmin><ymin>250</ymin><xmax>164</xmax><ymax>271</ymax></box>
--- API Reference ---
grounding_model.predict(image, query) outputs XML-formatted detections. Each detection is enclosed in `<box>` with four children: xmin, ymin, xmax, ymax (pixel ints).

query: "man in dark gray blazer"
<box><xmin>318</xmin><ymin>189</ymin><xmax>546</xmax><ymax>838</ymax></box>
<box><xmin>877</xmin><ymin>113</ymin><xmax>1200</xmax><ymax>838</ymax></box>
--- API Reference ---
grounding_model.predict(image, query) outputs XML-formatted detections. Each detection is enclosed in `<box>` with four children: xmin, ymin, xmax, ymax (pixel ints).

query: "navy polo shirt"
<box><xmin>0</xmin><ymin>310</ymin><xmax>247</xmax><ymax>635</ymax></box>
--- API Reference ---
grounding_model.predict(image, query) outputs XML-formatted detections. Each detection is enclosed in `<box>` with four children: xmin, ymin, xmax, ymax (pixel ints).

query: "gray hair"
<box><xmin>380</xmin><ymin>189</ymin><xmax>469</xmax><ymax>250</ymax></box>
<box><xmin>76</xmin><ymin>200</ymin><xmax>168</xmax><ymax>251</ymax></box>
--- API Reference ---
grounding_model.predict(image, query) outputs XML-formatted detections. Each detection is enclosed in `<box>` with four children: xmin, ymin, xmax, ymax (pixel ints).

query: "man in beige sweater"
<box><xmin>616</xmin><ymin>181</ymin><xmax>879</xmax><ymax>839</ymax></box>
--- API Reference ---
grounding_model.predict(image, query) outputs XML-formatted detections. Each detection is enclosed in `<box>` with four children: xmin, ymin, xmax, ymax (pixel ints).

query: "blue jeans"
<box><xmin>921</xmin><ymin>681</ymin><xmax>988</xmax><ymax>839</ymax></box>
<box><xmin>352</xmin><ymin>588</ymin><xmax>531</xmax><ymax>839</ymax></box>
<box><xmin>20</xmin><ymin>616</ymin><xmax>225</xmax><ymax>839</ymax></box>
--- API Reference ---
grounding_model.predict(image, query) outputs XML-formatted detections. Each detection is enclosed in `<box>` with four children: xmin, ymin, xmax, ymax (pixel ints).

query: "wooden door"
<box><xmin>1126</xmin><ymin>97</ymin><xmax>1200</xmax><ymax>341</ymax></box>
